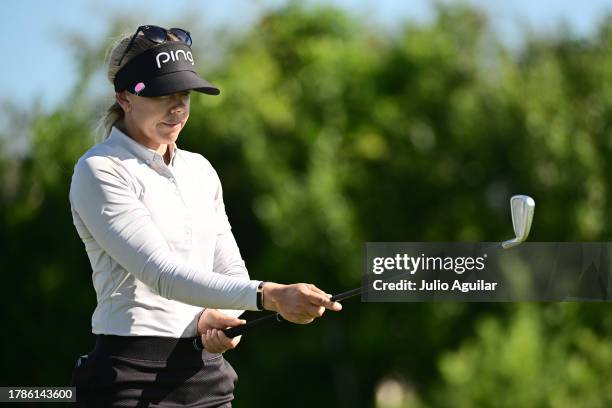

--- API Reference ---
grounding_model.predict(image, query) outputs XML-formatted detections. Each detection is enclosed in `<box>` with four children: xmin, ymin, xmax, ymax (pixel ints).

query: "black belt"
<box><xmin>92</xmin><ymin>334</ymin><xmax>216</xmax><ymax>361</ymax></box>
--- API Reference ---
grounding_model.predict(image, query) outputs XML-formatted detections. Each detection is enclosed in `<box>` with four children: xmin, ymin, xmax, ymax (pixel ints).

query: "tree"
<box><xmin>1</xmin><ymin>2</ymin><xmax>612</xmax><ymax>407</ymax></box>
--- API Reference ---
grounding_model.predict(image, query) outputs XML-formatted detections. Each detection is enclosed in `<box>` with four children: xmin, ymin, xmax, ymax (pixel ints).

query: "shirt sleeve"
<box><xmin>211</xmin><ymin>165</ymin><xmax>251</xmax><ymax>319</ymax></box>
<box><xmin>69</xmin><ymin>155</ymin><xmax>261</xmax><ymax>310</ymax></box>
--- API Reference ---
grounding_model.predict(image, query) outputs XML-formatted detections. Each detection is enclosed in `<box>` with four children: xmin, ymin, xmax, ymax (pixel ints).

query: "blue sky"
<box><xmin>2</xmin><ymin>0</ymin><xmax>612</xmax><ymax>113</ymax></box>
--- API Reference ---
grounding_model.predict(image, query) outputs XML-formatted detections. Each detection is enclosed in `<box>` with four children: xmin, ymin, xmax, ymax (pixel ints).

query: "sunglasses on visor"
<box><xmin>117</xmin><ymin>25</ymin><xmax>192</xmax><ymax>66</ymax></box>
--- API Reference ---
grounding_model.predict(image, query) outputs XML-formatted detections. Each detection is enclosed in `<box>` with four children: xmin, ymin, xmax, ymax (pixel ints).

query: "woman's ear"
<box><xmin>115</xmin><ymin>91</ymin><xmax>131</xmax><ymax>113</ymax></box>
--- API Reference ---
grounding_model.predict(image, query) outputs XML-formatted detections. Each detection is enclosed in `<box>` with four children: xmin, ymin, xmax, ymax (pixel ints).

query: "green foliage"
<box><xmin>438</xmin><ymin>304</ymin><xmax>612</xmax><ymax>408</ymax></box>
<box><xmin>1</xmin><ymin>2</ymin><xmax>612</xmax><ymax>407</ymax></box>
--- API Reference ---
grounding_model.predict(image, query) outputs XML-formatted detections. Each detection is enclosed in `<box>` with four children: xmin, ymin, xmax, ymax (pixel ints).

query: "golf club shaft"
<box><xmin>223</xmin><ymin>287</ymin><xmax>364</xmax><ymax>338</ymax></box>
<box><xmin>223</xmin><ymin>243</ymin><xmax>504</xmax><ymax>339</ymax></box>
<box><xmin>222</xmin><ymin>243</ymin><xmax>502</xmax><ymax>339</ymax></box>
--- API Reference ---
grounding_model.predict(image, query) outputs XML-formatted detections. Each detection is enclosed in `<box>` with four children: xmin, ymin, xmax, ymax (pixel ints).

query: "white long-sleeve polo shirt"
<box><xmin>69</xmin><ymin>125</ymin><xmax>261</xmax><ymax>337</ymax></box>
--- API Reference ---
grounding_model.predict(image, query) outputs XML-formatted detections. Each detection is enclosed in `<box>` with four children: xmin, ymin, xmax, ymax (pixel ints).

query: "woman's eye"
<box><xmin>153</xmin><ymin>92</ymin><xmax>190</xmax><ymax>102</ymax></box>
<box><xmin>165</xmin><ymin>92</ymin><xmax>190</xmax><ymax>98</ymax></box>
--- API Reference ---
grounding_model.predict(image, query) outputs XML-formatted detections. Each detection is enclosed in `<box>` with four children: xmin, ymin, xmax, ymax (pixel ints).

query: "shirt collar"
<box><xmin>108</xmin><ymin>125</ymin><xmax>178</xmax><ymax>167</ymax></box>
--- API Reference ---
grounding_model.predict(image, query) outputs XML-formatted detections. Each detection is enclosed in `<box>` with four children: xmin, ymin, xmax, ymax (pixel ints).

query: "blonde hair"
<box><xmin>95</xmin><ymin>29</ymin><xmax>180</xmax><ymax>140</ymax></box>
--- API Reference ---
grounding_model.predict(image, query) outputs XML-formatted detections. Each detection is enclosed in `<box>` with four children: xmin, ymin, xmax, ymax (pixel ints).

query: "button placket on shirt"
<box><xmin>174</xmin><ymin>182</ymin><xmax>193</xmax><ymax>243</ymax></box>
<box><xmin>148</xmin><ymin>153</ymin><xmax>194</xmax><ymax>245</ymax></box>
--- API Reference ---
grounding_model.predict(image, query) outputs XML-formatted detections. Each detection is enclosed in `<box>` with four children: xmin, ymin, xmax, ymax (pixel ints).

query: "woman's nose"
<box><xmin>171</xmin><ymin>101</ymin><xmax>187</xmax><ymax>113</ymax></box>
<box><xmin>170</xmin><ymin>95</ymin><xmax>189</xmax><ymax>113</ymax></box>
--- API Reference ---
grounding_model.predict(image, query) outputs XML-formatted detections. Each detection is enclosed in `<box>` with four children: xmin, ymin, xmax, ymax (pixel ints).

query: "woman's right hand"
<box><xmin>262</xmin><ymin>282</ymin><xmax>342</xmax><ymax>324</ymax></box>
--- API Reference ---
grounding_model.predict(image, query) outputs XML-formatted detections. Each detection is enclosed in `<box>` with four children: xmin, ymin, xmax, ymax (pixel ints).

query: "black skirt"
<box><xmin>69</xmin><ymin>334</ymin><xmax>237</xmax><ymax>407</ymax></box>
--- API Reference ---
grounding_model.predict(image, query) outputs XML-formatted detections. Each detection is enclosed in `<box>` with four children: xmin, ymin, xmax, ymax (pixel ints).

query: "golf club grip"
<box><xmin>224</xmin><ymin>313</ymin><xmax>285</xmax><ymax>338</ymax></box>
<box><xmin>223</xmin><ymin>287</ymin><xmax>363</xmax><ymax>338</ymax></box>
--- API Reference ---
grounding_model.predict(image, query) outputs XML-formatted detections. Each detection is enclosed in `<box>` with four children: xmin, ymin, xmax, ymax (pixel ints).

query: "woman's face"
<box><xmin>118</xmin><ymin>90</ymin><xmax>191</xmax><ymax>149</ymax></box>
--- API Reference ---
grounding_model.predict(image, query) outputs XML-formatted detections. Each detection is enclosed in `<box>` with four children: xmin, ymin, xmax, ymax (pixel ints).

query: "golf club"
<box><xmin>222</xmin><ymin>194</ymin><xmax>535</xmax><ymax>339</ymax></box>
<box><xmin>502</xmin><ymin>195</ymin><xmax>535</xmax><ymax>249</ymax></box>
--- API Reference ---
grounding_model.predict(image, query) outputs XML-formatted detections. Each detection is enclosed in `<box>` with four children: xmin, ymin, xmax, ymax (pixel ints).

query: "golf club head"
<box><xmin>501</xmin><ymin>195</ymin><xmax>535</xmax><ymax>249</ymax></box>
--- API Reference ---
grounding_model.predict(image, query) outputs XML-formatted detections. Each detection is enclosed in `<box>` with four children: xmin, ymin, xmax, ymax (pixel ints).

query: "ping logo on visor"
<box><xmin>114</xmin><ymin>42</ymin><xmax>219</xmax><ymax>97</ymax></box>
<box><xmin>156</xmin><ymin>49</ymin><xmax>194</xmax><ymax>68</ymax></box>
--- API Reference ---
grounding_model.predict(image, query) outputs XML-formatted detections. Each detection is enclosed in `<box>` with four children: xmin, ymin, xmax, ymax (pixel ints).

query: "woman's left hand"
<box><xmin>197</xmin><ymin>309</ymin><xmax>245</xmax><ymax>353</ymax></box>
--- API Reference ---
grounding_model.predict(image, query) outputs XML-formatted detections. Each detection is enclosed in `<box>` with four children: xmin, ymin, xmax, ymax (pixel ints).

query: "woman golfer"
<box><xmin>69</xmin><ymin>25</ymin><xmax>342</xmax><ymax>407</ymax></box>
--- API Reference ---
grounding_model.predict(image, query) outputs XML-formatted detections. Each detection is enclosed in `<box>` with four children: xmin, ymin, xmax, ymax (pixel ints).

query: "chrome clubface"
<box><xmin>502</xmin><ymin>195</ymin><xmax>535</xmax><ymax>249</ymax></box>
